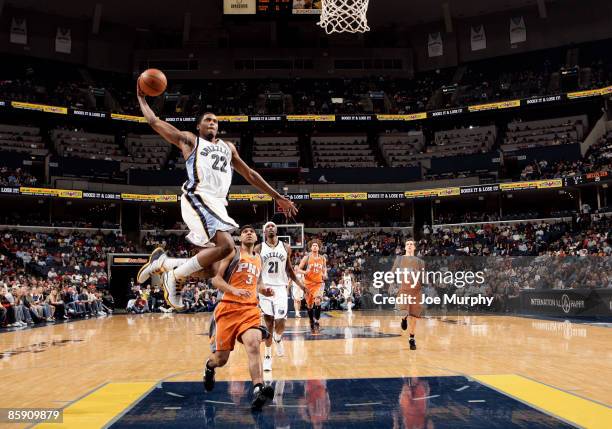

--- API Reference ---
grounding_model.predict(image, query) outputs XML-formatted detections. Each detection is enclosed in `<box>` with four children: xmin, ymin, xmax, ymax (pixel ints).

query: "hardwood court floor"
<box><xmin>1</xmin><ymin>312</ymin><xmax>610</xmax><ymax>427</ymax></box>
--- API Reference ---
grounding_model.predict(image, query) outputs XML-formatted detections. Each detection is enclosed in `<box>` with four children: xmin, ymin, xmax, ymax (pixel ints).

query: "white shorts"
<box><xmin>181</xmin><ymin>194</ymin><xmax>238</xmax><ymax>247</ymax></box>
<box><xmin>292</xmin><ymin>284</ymin><xmax>304</xmax><ymax>300</ymax></box>
<box><xmin>259</xmin><ymin>286</ymin><xmax>288</xmax><ymax>319</ymax></box>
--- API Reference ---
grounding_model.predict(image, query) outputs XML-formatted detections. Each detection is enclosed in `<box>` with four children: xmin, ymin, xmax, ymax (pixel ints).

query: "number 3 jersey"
<box><xmin>260</xmin><ymin>240</ymin><xmax>289</xmax><ymax>287</ymax></box>
<box><xmin>182</xmin><ymin>137</ymin><xmax>237</xmax><ymax>226</ymax></box>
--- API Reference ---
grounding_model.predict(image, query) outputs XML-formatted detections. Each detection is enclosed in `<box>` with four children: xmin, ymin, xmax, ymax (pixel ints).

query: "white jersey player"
<box><xmin>292</xmin><ymin>268</ymin><xmax>305</xmax><ymax>318</ymax></box>
<box><xmin>341</xmin><ymin>271</ymin><xmax>354</xmax><ymax>312</ymax></box>
<box><xmin>256</xmin><ymin>221</ymin><xmax>305</xmax><ymax>372</ymax></box>
<box><xmin>135</xmin><ymin>87</ymin><xmax>297</xmax><ymax>310</ymax></box>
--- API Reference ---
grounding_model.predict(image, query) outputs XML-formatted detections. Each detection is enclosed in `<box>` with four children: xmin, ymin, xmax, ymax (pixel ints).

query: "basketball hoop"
<box><xmin>318</xmin><ymin>0</ymin><xmax>370</xmax><ymax>34</ymax></box>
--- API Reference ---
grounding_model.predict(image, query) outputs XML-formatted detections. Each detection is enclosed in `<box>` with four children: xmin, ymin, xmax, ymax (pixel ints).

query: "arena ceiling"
<box><xmin>7</xmin><ymin>0</ymin><xmax>548</xmax><ymax>29</ymax></box>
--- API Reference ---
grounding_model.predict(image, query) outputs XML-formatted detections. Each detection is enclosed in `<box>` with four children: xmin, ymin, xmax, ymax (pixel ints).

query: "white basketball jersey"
<box><xmin>260</xmin><ymin>240</ymin><xmax>289</xmax><ymax>287</ymax></box>
<box><xmin>343</xmin><ymin>274</ymin><xmax>353</xmax><ymax>295</ymax></box>
<box><xmin>182</xmin><ymin>137</ymin><xmax>233</xmax><ymax>202</ymax></box>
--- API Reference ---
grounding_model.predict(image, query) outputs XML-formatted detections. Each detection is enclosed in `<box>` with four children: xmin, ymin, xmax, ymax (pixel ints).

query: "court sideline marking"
<box><xmin>473</xmin><ymin>374</ymin><xmax>612</xmax><ymax>429</ymax></box>
<box><xmin>33</xmin><ymin>382</ymin><xmax>157</xmax><ymax>429</ymax></box>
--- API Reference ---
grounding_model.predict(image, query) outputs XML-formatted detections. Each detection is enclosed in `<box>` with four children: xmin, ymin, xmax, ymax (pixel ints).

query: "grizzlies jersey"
<box><xmin>342</xmin><ymin>274</ymin><xmax>353</xmax><ymax>294</ymax></box>
<box><xmin>182</xmin><ymin>137</ymin><xmax>233</xmax><ymax>215</ymax></box>
<box><xmin>260</xmin><ymin>240</ymin><xmax>289</xmax><ymax>287</ymax></box>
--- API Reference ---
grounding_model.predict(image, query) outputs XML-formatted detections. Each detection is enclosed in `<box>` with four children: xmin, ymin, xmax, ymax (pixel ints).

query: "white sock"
<box><xmin>163</xmin><ymin>257</ymin><xmax>188</xmax><ymax>271</ymax></box>
<box><xmin>273</xmin><ymin>333</ymin><xmax>282</xmax><ymax>343</ymax></box>
<box><xmin>265</xmin><ymin>346</ymin><xmax>272</xmax><ymax>358</ymax></box>
<box><xmin>172</xmin><ymin>256</ymin><xmax>203</xmax><ymax>281</ymax></box>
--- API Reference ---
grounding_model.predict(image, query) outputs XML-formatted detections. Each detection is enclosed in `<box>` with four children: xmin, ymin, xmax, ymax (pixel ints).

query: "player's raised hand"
<box><xmin>276</xmin><ymin>196</ymin><xmax>298</xmax><ymax>218</ymax></box>
<box><xmin>136</xmin><ymin>78</ymin><xmax>146</xmax><ymax>99</ymax></box>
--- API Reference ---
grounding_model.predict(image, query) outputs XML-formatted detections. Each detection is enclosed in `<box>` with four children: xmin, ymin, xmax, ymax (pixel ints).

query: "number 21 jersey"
<box><xmin>260</xmin><ymin>240</ymin><xmax>288</xmax><ymax>287</ymax></box>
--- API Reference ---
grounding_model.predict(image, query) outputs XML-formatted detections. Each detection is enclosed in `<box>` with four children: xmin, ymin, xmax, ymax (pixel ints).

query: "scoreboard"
<box><xmin>258</xmin><ymin>0</ymin><xmax>293</xmax><ymax>14</ymax></box>
<box><xmin>224</xmin><ymin>0</ymin><xmax>321</xmax><ymax>16</ymax></box>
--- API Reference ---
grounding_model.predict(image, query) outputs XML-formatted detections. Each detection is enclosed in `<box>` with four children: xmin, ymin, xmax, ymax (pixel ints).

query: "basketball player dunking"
<box><xmin>392</xmin><ymin>239</ymin><xmax>425</xmax><ymax>350</ymax></box>
<box><xmin>203</xmin><ymin>225</ymin><xmax>275</xmax><ymax>411</ymax></box>
<box><xmin>255</xmin><ymin>221</ymin><xmax>305</xmax><ymax>372</ymax></box>
<box><xmin>298</xmin><ymin>240</ymin><xmax>327</xmax><ymax>334</ymax></box>
<box><xmin>135</xmin><ymin>85</ymin><xmax>297</xmax><ymax>309</ymax></box>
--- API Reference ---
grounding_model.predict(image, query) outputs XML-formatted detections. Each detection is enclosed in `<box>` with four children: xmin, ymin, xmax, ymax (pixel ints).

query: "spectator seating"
<box><xmin>253</xmin><ymin>135</ymin><xmax>300</xmax><ymax>168</ymax></box>
<box><xmin>124</xmin><ymin>134</ymin><xmax>172</xmax><ymax>171</ymax></box>
<box><xmin>311</xmin><ymin>135</ymin><xmax>377</xmax><ymax>168</ymax></box>
<box><xmin>0</xmin><ymin>124</ymin><xmax>48</xmax><ymax>156</ymax></box>
<box><xmin>503</xmin><ymin>115</ymin><xmax>588</xmax><ymax>152</ymax></box>
<box><xmin>378</xmin><ymin>131</ymin><xmax>425</xmax><ymax>167</ymax></box>
<box><xmin>432</xmin><ymin>125</ymin><xmax>496</xmax><ymax>157</ymax></box>
<box><xmin>51</xmin><ymin>128</ymin><xmax>128</xmax><ymax>163</ymax></box>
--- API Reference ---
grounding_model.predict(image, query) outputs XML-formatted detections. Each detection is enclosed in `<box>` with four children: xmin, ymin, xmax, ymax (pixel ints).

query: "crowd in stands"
<box><xmin>0</xmin><ymin>251</ymin><xmax>114</xmax><ymax>328</ymax></box>
<box><xmin>433</xmin><ymin>210</ymin><xmax>576</xmax><ymax>225</ymax></box>
<box><xmin>297</xmin><ymin>214</ymin><xmax>610</xmax><ymax>311</ymax></box>
<box><xmin>520</xmin><ymin>129</ymin><xmax>612</xmax><ymax>180</ymax></box>
<box><xmin>0</xmin><ymin>229</ymin><xmax>135</xmax><ymax>328</ymax></box>
<box><xmin>0</xmin><ymin>167</ymin><xmax>38</xmax><ymax>187</ymax></box>
<box><xmin>125</xmin><ymin>281</ymin><xmax>217</xmax><ymax>314</ymax></box>
<box><xmin>1</xmin><ymin>111</ymin><xmax>609</xmax><ymax>186</ymax></box>
<box><xmin>2</xmin><ymin>44</ymin><xmax>610</xmax><ymax>117</ymax></box>
<box><xmin>1</xmin><ymin>230</ymin><xmax>134</xmax><ymax>278</ymax></box>
<box><xmin>2</xmin><ymin>209</ymin><xmax>610</xmax><ymax>328</ymax></box>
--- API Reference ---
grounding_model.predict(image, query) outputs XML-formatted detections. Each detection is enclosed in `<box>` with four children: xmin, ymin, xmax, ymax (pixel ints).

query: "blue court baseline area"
<box><xmin>109</xmin><ymin>376</ymin><xmax>574</xmax><ymax>429</ymax></box>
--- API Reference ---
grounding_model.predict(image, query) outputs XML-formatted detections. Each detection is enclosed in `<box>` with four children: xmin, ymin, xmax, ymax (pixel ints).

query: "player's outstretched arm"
<box><xmin>285</xmin><ymin>244</ymin><xmax>305</xmax><ymax>291</ymax></box>
<box><xmin>136</xmin><ymin>80</ymin><xmax>196</xmax><ymax>158</ymax></box>
<box><xmin>228</xmin><ymin>142</ymin><xmax>298</xmax><ymax>217</ymax></box>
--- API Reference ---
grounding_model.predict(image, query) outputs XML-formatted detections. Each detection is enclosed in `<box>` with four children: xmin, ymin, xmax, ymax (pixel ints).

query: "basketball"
<box><xmin>138</xmin><ymin>68</ymin><xmax>167</xmax><ymax>96</ymax></box>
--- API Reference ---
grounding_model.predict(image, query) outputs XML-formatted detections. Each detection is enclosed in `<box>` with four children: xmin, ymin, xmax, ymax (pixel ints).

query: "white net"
<box><xmin>318</xmin><ymin>0</ymin><xmax>370</xmax><ymax>34</ymax></box>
